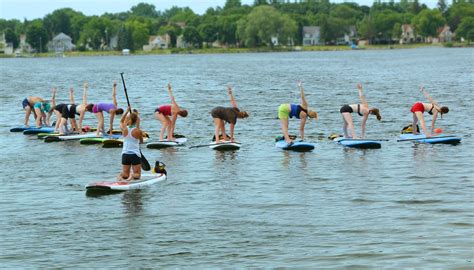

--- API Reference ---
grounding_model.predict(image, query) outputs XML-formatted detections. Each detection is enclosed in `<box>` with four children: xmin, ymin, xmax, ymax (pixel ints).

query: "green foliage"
<box><xmin>26</xmin><ymin>20</ymin><xmax>49</xmax><ymax>52</ymax></box>
<box><xmin>237</xmin><ymin>5</ymin><xmax>296</xmax><ymax>47</ymax></box>
<box><xmin>183</xmin><ymin>26</ymin><xmax>202</xmax><ymax>47</ymax></box>
<box><xmin>447</xmin><ymin>2</ymin><xmax>474</xmax><ymax>32</ymax></box>
<box><xmin>412</xmin><ymin>9</ymin><xmax>446</xmax><ymax>37</ymax></box>
<box><xmin>4</xmin><ymin>28</ymin><xmax>19</xmax><ymax>48</ymax></box>
<box><xmin>131</xmin><ymin>3</ymin><xmax>158</xmax><ymax>18</ymax></box>
<box><xmin>456</xmin><ymin>17</ymin><xmax>474</xmax><ymax>41</ymax></box>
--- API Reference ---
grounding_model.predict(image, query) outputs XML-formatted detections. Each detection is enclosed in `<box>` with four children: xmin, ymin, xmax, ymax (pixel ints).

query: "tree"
<box><xmin>456</xmin><ymin>17</ymin><xmax>474</xmax><ymax>42</ymax></box>
<box><xmin>374</xmin><ymin>10</ymin><xmax>403</xmax><ymax>42</ymax></box>
<box><xmin>412</xmin><ymin>9</ymin><xmax>446</xmax><ymax>38</ymax></box>
<box><xmin>447</xmin><ymin>2</ymin><xmax>474</xmax><ymax>32</ymax></box>
<box><xmin>331</xmin><ymin>4</ymin><xmax>363</xmax><ymax>25</ymax></box>
<box><xmin>237</xmin><ymin>5</ymin><xmax>296</xmax><ymax>47</ymax></box>
<box><xmin>357</xmin><ymin>14</ymin><xmax>376</xmax><ymax>43</ymax></box>
<box><xmin>437</xmin><ymin>0</ymin><xmax>447</xmax><ymax>14</ymax></box>
<box><xmin>158</xmin><ymin>24</ymin><xmax>182</xmax><ymax>47</ymax></box>
<box><xmin>224</xmin><ymin>0</ymin><xmax>242</xmax><ymax>10</ymax></box>
<box><xmin>79</xmin><ymin>16</ymin><xmax>114</xmax><ymax>50</ymax></box>
<box><xmin>117</xmin><ymin>25</ymin><xmax>133</xmax><ymax>50</ymax></box>
<box><xmin>198</xmin><ymin>23</ymin><xmax>219</xmax><ymax>46</ymax></box>
<box><xmin>131</xmin><ymin>3</ymin><xmax>158</xmax><ymax>18</ymax></box>
<box><xmin>26</xmin><ymin>20</ymin><xmax>49</xmax><ymax>52</ymax></box>
<box><xmin>183</xmin><ymin>26</ymin><xmax>202</xmax><ymax>47</ymax></box>
<box><xmin>126</xmin><ymin>20</ymin><xmax>149</xmax><ymax>50</ymax></box>
<box><xmin>4</xmin><ymin>28</ymin><xmax>19</xmax><ymax>48</ymax></box>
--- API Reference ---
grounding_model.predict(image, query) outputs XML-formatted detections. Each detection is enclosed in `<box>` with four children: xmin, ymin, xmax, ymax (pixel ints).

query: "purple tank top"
<box><xmin>95</xmin><ymin>103</ymin><xmax>116</xmax><ymax>113</ymax></box>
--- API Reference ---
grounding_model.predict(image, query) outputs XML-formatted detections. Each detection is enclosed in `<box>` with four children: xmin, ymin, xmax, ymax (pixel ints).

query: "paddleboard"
<box><xmin>398</xmin><ymin>134</ymin><xmax>461</xmax><ymax>144</ymax></box>
<box><xmin>45</xmin><ymin>133</ymin><xmax>120</xmax><ymax>143</ymax></box>
<box><xmin>102</xmin><ymin>139</ymin><xmax>124</xmax><ymax>148</ymax></box>
<box><xmin>275</xmin><ymin>140</ymin><xmax>315</xmax><ymax>152</ymax></box>
<box><xmin>147</xmin><ymin>138</ymin><xmax>187</xmax><ymax>149</ymax></box>
<box><xmin>209</xmin><ymin>141</ymin><xmax>241</xmax><ymax>151</ymax></box>
<box><xmin>79</xmin><ymin>137</ymin><xmax>108</xmax><ymax>145</ymax></box>
<box><xmin>22</xmin><ymin>127</ymin><xmax>55</xmax><ymax>135</ymax></box>
<box><xmin>85</xmin><ymin>173</ymin><xmax>166</xmax><ymax>193</ymax></box>
<box><xmin>334</xmin><ymin>137</ymin><xmax>382</xmax><ymax>149</ymax></box>
<box><xmin>11</xmin><ymin>126</ymin><xmax>52</xmax><ymax>132</ymax></box>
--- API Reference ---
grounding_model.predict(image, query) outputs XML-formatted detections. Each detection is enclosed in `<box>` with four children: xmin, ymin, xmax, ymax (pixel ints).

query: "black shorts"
<box><xmin>55</xmin><ymin>104</ymin><xmax>75</xmax><ymax>119</ymax></box>
<box><xmin>122</xmin><ymin>153</ymin><xmax>141</xmax><ymax>165</ymax></box>
<box><xmin>340</xmin><ymin>104</ymin><xmax>353</xmax><ymax>114</ymax></box>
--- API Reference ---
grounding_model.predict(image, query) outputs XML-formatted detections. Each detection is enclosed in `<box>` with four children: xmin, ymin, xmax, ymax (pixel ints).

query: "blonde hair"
<box><xmin>308</xmin><ymin>110</ymin><xmax>318</xmax><ymax>119</ymax></box>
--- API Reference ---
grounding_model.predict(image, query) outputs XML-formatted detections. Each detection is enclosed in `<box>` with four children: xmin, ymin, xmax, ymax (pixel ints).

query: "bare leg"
<box><xmin>414</xmin><ymin>111</ymin><xmax>430</xmax><ymax>137</ymax></box>
<box><xmin>59</xmin><ymin>117</ymin><xmax>68</xmax><ymax>134</ymax></box>
<box><xmin>412</xmin><ymin>113</ymin><xmax>419</xmax><ymax>135</ymax></box>
<box><xmin>24</xmin><ymin>107</ymin><xmax>32</xmax><ymax>127</ymax></box>
<box><xmin>280</xmin><ymin>118</ymin><xmax>292</xmax><ymax>143</ymax></box>
<box><xmin>131</xmin><ymin>164</ymin><xmax>141</xmax><ymax>180</ymax></box>
<box><xmin>96</xmin><ymin>112</ymin><xmax>104</xmax><ymax>135</ymax></box>
<box><xmin>156</xmin><ymin>113</ymin><xmax>169</xmax><ymax>140</ymax></box>
<box><xmin>219</xmin><ymin>120</ymin><xmax>227</xmax><ymax>141</ymax></box>
<box><xmin>119</xmin><ymin>164</ymin><xmax>131</xmax><ymax>180</ymax></box>
<box><xmin>213</xmin><ymin>118</ymin><xmax>222</xmax><ymax>143</ymax></box>
<box><xmin>342</xmin><ymin>115</ymin><xmax>349</xmax><ymax>138</ymax></box>
<box><xmin>34</xmin><ymin>107</ymin><xmax>43</xmax><ymax>128</ymax></box>
<box><xmin>342</xmin><ymin>113</ymin><xmax>356</xmax><ymax>138</ymax></box>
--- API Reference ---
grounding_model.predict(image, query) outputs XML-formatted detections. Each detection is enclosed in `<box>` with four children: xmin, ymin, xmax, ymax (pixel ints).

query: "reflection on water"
<box><xmin>122</xmin><ymin>191</ymin><xmax>144</xmax><ymax>215</ymax></box>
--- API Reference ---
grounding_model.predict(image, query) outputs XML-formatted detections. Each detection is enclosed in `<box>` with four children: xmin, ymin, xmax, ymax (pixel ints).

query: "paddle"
<box><xmin>120</xmin><ymin>72</ymin><xmax>150</xmax><ymax>171</ymax></box>
<box><xmin>397</xmin><ymin>135</ymin><xmax>456</xmax><ymax>142</ymax></box>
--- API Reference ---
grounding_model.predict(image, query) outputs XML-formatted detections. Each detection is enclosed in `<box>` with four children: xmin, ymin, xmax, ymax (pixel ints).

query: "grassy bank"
<box><xmin>0</xmin><ymin>42</ymin><xmax>471</xmax><ymax>58</ymax></box>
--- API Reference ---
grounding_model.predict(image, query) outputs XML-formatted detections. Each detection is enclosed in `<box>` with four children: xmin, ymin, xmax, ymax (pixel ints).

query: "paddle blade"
<box><xmin>140</xmin><ymin>150</ymin><xmax>151</xmax><ymax>171</ymax></box>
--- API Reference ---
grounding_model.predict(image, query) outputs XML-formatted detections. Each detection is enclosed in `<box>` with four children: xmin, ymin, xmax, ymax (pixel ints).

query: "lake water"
<box><xmin>0</xmin><ymin>48</ymin><xmax>473</xmax><ymax>268</ymax></box>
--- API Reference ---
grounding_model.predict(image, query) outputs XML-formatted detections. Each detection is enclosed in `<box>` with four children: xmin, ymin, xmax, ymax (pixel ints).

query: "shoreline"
<box><xmin>1</xmin><ymin>43</ymin><xmax>471</xmax><ymax>58</ymax></box>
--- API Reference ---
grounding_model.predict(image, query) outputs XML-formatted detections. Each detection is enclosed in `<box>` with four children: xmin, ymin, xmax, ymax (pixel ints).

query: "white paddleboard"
<box><xmin>146</xmin><ymin>138</ymin><xmax>187</xmax><ymax>149</ymax></box>
<box><xmin>85</xmin><ymin>173</ymin><xmax>167</xmax><ymax>192</ymax></box>
<box><xmin>209</xmin><ymin>141</ymin><xmax>241</xmax><ymax>151</ymax></box>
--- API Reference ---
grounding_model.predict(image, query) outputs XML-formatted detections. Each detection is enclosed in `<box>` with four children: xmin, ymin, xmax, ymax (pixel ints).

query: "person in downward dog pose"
<box><xmin>86</xmin><ymin>81</ymin><xmax>124</xmax><ymax>136</ymax></box>
<box><xmin>410</xmin><ymin>85</ymin><xmax>449</xmax><ymax>138</ymax></box>
<box><xmin>22</xmin><ymin>89</ymin><xmax>55</xmax><ymax>128</ymax></box>
<box><xmin>118</xmin><ymin>108</ymin><xmax>143</xmax><ymax>181</ymax></box>
<box><xmin>154</xmin><ymin>83</ymin><xmax>188</xmax><ymax>141</ymax></box>
<box><xmin>339</xmin><ymin>83</ymin><xmax>381</xmax><ymax>139</ymax></box>
<box><xmin>278</xmin><ymin>81</ymin><xmax>318</xmax><ymax>144</ymax></box>
<box><xmin>211</xmin><ymin>86</ymin><xmax>249</xmax><ymax>143</ymax></box>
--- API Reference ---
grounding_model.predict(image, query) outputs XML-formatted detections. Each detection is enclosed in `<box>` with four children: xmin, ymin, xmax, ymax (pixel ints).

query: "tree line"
<box><xmin>1</xmin><ymin>0</ymin><xmax>473</xmax><ymax>53</ymax></box>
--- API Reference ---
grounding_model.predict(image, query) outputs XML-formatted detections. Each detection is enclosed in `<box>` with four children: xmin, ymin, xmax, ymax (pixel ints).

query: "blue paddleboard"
<box><xmin>398</xmin><ymin>134</ymin><xmax>461</xmax><ymax>144</ymax></box>
<box><xmin>22</xmin><ymin>127</ymin><xmax>55</xmax><ymax>135</ymax></box>
<box><xmin>275</xmin><ymin>140</ymin><xmax>315</xmax><ymax>152</ymax></box>
<box><xmin>11</xmin><ymin>126</ymin><xmax>53</xmax><ymax>133</ymax></box>
<box><xmin>334</xmin><ymin>137</ymin><xmax>382</xmax><ymax>149</ymax></box>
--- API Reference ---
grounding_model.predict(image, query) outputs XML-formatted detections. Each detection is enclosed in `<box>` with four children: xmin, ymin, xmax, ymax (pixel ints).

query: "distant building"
<box><xmin>400</xmin><ymin>24</ymin><xmax>415</xmax><ymax>44</ymax></box>
<box><xmin>18</xmin><ymin>34</ymin><xmax>32</xmax><ymax>53</ymax></box>
<box><xmin>302</xmin><ymin>26</ymin><xmax>321</xmax><ymax>46</ymax></box>
<box><xmin>438</xmin><ymin>25</ymin><xmax>453</xmax><ymax>43</ymax></box>
<box><xmin>48</xmin><ymin>33</ymin><xmax>75</xmax><ymax>52</ymax></box>
<box><xmin>143</xmin><ymin>34</ymin><xmax>170</xmax><ymax>51</ymax></box>
<box><xmin>271</xmin><ymin>36</ymin><xmax>279</xmax><ymax>46</ymax></box>
<box><xmin>109</xmin><ymin>35</ymin><xmax>118</xmax><ymax>50</ymax></box>
<box><xmin>176</xmin><ymin>35</ymin><xmax>188</xmax><ymax>49</ymax></box>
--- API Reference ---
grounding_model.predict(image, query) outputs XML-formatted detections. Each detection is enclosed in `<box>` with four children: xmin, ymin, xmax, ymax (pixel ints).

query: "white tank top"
<box><xmin>122</xmin><ymin>127</ymin><xmax>141</xmax><ymax>157</ymax></box>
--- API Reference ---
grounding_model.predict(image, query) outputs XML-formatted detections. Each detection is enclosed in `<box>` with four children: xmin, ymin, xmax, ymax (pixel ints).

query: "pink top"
<box><xmin>156</xmin><ymin>105</ymin><xmax>172</xmax><ymax>116</ymax></box>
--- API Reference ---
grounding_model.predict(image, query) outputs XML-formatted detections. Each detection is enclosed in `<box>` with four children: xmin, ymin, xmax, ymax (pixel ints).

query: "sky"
<box><xmin>0</xmin><ymin>0</ymin><xmax>439</xmax><ymax>21</ymax></box>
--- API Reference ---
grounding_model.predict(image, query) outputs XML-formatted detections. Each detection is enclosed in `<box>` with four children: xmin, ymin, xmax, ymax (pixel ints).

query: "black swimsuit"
<box><xmin>428</xmin><ymin>104</ymin><xmax>435</xmax><ymax>115</ymax></box>
<box><xmin>340</xmin><ymin>104</ymin><xmax>363</xmax><ymax>116</ymax></box>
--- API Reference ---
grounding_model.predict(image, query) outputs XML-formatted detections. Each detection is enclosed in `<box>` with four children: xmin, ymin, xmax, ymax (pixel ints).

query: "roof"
<box><xmin>303</xmin><ymin>26</ymin><xmax>320</xmax><ymax>34</ymax></box>
<box><xmin>53</xmin><ymin>33</ymin><xmax>72</xmax><ymax>41</ymax></box>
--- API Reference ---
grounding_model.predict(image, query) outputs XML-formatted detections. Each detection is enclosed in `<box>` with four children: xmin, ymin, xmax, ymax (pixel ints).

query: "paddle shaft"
<box><xmin>120</xmin><ymin>72</ymin><xmax>132</xmax><ymax>111</ymax></box>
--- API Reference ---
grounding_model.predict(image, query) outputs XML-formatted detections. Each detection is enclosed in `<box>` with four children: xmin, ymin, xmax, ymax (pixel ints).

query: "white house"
<box><xmin>438</xmin><ymin>25</ymin><xmax>453</xmax><ymax>43</ymax></box>
<box><xmin>143</xmin><ymin>34</ymin><xmax>170</xmax><ymax>51</ymax></box>
<box><xmin>400</xmin><ymin>24</ymin><xmax>415</xmax><ymax>44</ymax></box>
<box><xmin>302</xmin><ymin>26</ymin><xmax>321</xmax><ymax>46</ymax></box>
<box><xmin>48</xmin><ymin>33</ymin><xmax>75</xmax><ymax>52</ymax></box>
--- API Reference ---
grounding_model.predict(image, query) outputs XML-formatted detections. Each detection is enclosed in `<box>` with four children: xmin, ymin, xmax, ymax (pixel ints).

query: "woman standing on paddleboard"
<box><xmin>211</xmin><ymin>86</ymin><xmax>249</xmax><ymax>143</ymax></box>
<box><xmin>118</xmin><ymin>108</ymin><xmax>143</xmax><ymax>181</ymax></box>
<box><xmin>410</xmin><ymin>85</ymin><xmax>449</xmax><ymax>138</ymax></box>
<box><xmin>154</xmin><ymin>83</ymin><xmax>188</xmax><ymax>141</ymax></box>
<box><xmin>53</xmin><ymin>83</ymin><xmax>91</xmax><ymax>134</ymax></box>
<box><xmin>339</xmin><ymin>83</ymin><xmax>381</xmax><ymax>139</ymax></box>
<box><xmin>22</xmin><ymin>89</ymin><xmax>55</xmax><ymax>128</ymax></box>
<box><xmin>278</xmin><ymin>81</ymin><xmax>318</xmax><ymax>144</ymax></box>
<box><xmin>86</xmin><ymin>81</ymin><xmax>124</xmax><ymax>136</ymax></box>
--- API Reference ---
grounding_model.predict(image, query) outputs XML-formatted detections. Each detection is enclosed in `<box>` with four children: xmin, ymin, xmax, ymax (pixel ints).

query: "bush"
<box><xmin>444</xmin><ymin>42</ymin><xmax>453</xmax><ymax>48</ymax></box>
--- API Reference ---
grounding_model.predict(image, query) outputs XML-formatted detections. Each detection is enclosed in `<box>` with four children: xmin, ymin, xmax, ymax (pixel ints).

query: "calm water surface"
<box><xmin>0</xmin><ymin>48</ymin><xmax>473</xmax><ymax>268</ymax></box>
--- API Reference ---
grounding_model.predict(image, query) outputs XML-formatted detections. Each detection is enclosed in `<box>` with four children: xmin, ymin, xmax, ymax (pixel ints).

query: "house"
<box><xmin>143</xmin><ymin>34</ymin><xmax>170</xmax><ymax>51</ymax></box>
<box><xmin>271</xmin><ymin>36</ymin><xmax>279</xmax><ymax>46</ymax></box>
<box><xmin>302</xmin><ymin>26</ymin><xmax>321</xmax><ymax>46</ymax></box>
<box><xmin>400</xmin><ymin>24</ymin><xmax>415</xmax><ymax>44</ymax></box>
<box><xmin>18</xmin><ymin>34</ymin><xmax>32</xmax><ymax>53</ymax></box>
<box><xmin>48</xmin><ymin>33</ymin><xmax>75</xmax><ymax>52</ymax></box>
<box><xmin>438</xmin><ymin>25</ymin><xmax>453</xmax><ymax>43</ymax></box>
<box><xmin>176</xmin><ymin>35</ymin><xmax>188</xmax><ymax>49</ymax></box>
<box><xmin>109</xmin><ymin>35</ymin><xmax>118</xmax><ymax>50</ymax></box>
<box><xmin>344</xmin><ymin>25</ymin><xmax>358</xmax><ymax>44</ymax></box>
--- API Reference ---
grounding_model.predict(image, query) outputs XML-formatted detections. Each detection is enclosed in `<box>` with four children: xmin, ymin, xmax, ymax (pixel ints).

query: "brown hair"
<box><xmin>129</xmin><ymin>112</ymin><xmax>139</xmax><ymax>126</ymax></box>
<box><xmin>440</xmin><ymin>106</ymin><xmax>449</xmax><ymax>114</ymax></box>
<box><xmin>115</xmin><ymin>108</ymin><xmax>124</xmax><ymax>115</ymax></box>
<box><xmin>85</xmin><ymin>104</ymin><xmax>94</xmax><ymax>112</ymax></box>
<box><xmin>238</xmin><ymin>111</ymin><xmax>249</xmax><ymax>119</ymax></box>
<box><xmin>178</xmin><ymin>109</ymin><xmax>188</xmax><ymax>117</ymax></box>
<box><xmin>370</xmin><ymin>108</ymin><xmax>381</xmax><ymax>121</ymax></box>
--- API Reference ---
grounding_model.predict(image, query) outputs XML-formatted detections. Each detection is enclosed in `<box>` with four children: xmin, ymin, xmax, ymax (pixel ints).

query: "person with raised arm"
<box><xmin>277</xmin><ymin>81</ymin><xmax>318</xmax><ymax>144</ymax></box>
<box><xmin>339</xmin><ymin>83</ymin><xmax>381</xmax><ymax>139</ymax></box>
<box><xmin>410</xmin><ymin>85</ymin><xmax>449</xmax><ymax>138</ymax></box>
<box><xmin>154</xmin><ymin>83</ymin><xmax>188</xmax><ymax>141</ymax></box>
<box><xmin>118</xmin><ymin>107</ymin><xmax>143</xmax><ymax>181</ymax></box>
<box><xmin>211</xmin><ymin>86</ymin><xmax>249</xmax><ymax>143</ymax></box>
<box><xmin>53</xmin><ymin>86</ymin><xmax>88</xmax><ymax>135</ymax></box>
<box><xmin>86</xmin><ymin>81</ymin><xmax>124</xmax><ymax>136</ymax></box>
<box><xmin>28</xmin><ymin>88</ymin><xmax>55</xmax><ymax>128</ymax></box>
<box><xmin>70</xmin><ymin>82</ymin><xmax>92</xmax><ymax>133</ymax></box>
